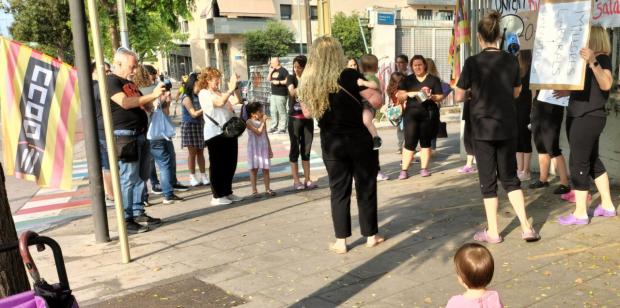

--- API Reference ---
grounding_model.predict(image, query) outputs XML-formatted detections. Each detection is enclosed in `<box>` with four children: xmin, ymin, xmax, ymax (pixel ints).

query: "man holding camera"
<box><xmin>108</xmin><ymin>48</ymin><xmax>164</xmax><ymax>234</ymax></box>
<box><xmin>267</xmin><ymin>57</ymin><xmax>289</xmax><ymax>133</ymax></box>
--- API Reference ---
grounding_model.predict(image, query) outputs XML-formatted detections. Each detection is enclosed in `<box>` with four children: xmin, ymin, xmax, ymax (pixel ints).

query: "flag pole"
<box><xmin>87</xmin><ymin>0</ymin><xmax>131</xmax><ymax>263</ymax></box>
<box><xmin>67</xmin><ymin>0</ymin><xmax>110</xmax><ymax>243</ymax></box>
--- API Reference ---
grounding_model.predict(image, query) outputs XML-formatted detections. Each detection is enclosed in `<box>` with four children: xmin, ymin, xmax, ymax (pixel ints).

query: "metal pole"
<box><xmin>117</xmin><ymin>0</ymin><xmax>130</xmax><ymax>48</ymax></box>
<box><xmin>87</xmin><ymin>0</ymin><xmax>131</xmax><ymax>263</ymax></box>
<box><xmin>297</xmin><ymin>0</ymin><xmax>303</xmax><ymax>53</ymax></box>
<box><xmin>67</xmin><ymin>0</ymin><xmax>109</xmax><ymax>243</ymax></box>
<box><xmin>303</xmin><ymin>0</ymin><xmax>312</xmax><ymax>48</ymax></box>
<box><xmin>358</xmin><ymin>17</ymin><xmax>369</xmax><ymax>54</ymax></box>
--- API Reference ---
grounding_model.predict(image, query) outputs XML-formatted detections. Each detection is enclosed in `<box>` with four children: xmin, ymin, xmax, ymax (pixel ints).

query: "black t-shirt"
<box><xmin>107</xmin><ymin>74</ymin><xmax>148</xmax><ymax>131</ymax></box>
<box><xmin>287</xmin><ymin>74</ymin><xmax>304</xmax><ymax>117</ymax></box>
<box><xmin>318</xmin><ymin>69</ymin><xmax>367</xmax><ymax>134</ymax></box>
<box><xmin>397</xmin><ymin>74</ymin><xmax>443</xmax><ymax>112</ymax></box>
<box><xmin>568</xmin><ymin>54</ymin><xmax>611</xmax><ymax>117</ymax></box>
<box><xmin>93</xmin><ymin>80</ymin><xmax>105</xmax><ymax>133</ymax></box>
<box><xmin>457</xmin><ymin>49</ymin><xmax>521</xmax><ymax>141</ymax></box>
<box><xmin>270</xmin><ymin>67</ymin><xmax>289</xmax><ymax>96</ymax></box>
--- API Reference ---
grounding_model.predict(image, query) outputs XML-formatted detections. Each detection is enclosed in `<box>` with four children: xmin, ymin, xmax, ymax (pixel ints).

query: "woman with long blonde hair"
<box><xmin>555</xmin><ymin>26</ymin><xmax>616</xmax><ymax>224</ymax></box>
<box><xmin>298</xmin><ymin>37</ymin><xmax>385</xmax><ymax>254</ymax></box>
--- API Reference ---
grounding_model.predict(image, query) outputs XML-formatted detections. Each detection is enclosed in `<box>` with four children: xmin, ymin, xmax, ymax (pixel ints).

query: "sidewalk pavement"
<box><xmin>16</xmin><ymin>122</ymin><xmax>620</xmax><ymax>308</ymax></box>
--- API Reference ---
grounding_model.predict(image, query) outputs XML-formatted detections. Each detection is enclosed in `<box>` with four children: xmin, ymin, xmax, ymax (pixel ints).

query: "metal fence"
<box><xmin>247</xmin><ymin>57</ymin><xmax>294</xmax><ymax>113</ymax></box>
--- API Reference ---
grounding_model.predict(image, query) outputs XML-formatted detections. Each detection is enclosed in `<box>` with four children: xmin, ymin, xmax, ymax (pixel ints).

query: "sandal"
<box><xmin>266</xmin><ymin>189</ymin><xmax>277</xmax><ymax>197</ymax></box>
<box><xmin>473</xmin><ymin>230</ymin><xmax>503</xmax><ymax>244</ymax></box>
<box><xmin>251</xmin><ymin>191</ymin><xmax>261</xmax><ymax>199</ymax></box>
<box><xmin>329</xmin><ymin>243</ymin><xmax>347</xmax><ymax>254</ymax></box>
<box><xmin>294</xmin><ymin>183</ymin><xmax>305</xmax><ymax>191</ymax></box>
<box><xmin>305</xmin><ymin>181</ymin><xmax>318</xmax><ymax>190</ymax></box>
<box><xmin>366</xmin><ymin>235</ymin><xmax>385</xmax><ymax>248</ymax></box>
<box><xmin>521</xmin><ymin>229</ymin><xmax>541</xmax><ymax>242</ymax></box>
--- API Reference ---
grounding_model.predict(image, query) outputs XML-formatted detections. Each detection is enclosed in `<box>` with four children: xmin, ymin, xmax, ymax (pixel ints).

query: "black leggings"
<box><xmin>205</xmin><ymin>135</ymin><xmax>238</xmax><ymax>198</ymax></box>
<box><xmin>566</xmin><ymin>116</ymin><xmax>607</xmax><ymax>191</ymax></box>
<box><xmin>288</xmin><ymin>117</ymin><xmax>314</xmax><ymax>162</ymax></box>
<box><xmin>404</xmin><ymin>106</ymin><xmax>439</xmax><ymax>150</ymax></box>
<box><xmin>474</xmin><ymin>139</ymin><xmax>521</xmax><ymax>198</ymax></box>
<box><xmin>532</xmin><ymin>101</ymin><xmax>564</xmax><ymax>157</ymax></box>
<box><xmin>321</xmin><ymin>131</ymin><xmax>379</xmax><ymax>238</ymax></box>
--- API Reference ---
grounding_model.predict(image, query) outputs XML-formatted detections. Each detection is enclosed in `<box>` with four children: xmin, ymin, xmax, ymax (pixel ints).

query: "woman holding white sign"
<box><xmin>455</xmin><ymin>11</ymin><xmax>540</xmax><ymax>244</ymax></box>
<box><xmin>555</xmin><ymin>26</ymin><xmax>617</xmax><ymax>225</ymax></box>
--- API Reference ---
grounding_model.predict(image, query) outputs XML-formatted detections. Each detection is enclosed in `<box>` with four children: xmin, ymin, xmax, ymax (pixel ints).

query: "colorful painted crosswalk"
<box><xmin>12</xmin><ymin>133</ymin><xmax>325</xmax><ymax>233</ymax></box>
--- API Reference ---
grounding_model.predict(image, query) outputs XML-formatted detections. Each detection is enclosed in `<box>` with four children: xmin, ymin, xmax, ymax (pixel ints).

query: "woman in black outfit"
<box><xmin>297</xmin><ymin>36</ymin><xmax>384</xmax><ymax>253</ymax></box>
<box><xmin>287</xmin><ymin>55</ymin><xmax>317</xmax><ymax>190</ymax></box>
<box><xmin>529</xmin><ymin>98</ymin><xmax>571</xmax><ymax>194</ymax></box>
<box><xmin>455</xmin><ymin>11</ymin><xmax>539</xmax><ymax>244</ymax></box>
<box><xmin>556</xmin><ymin>26</ymin><xmax>617</xmax><ymax>225</ymax></box>
<box><xmin>397</xmin><ymin>55</ymin><xmax>445</xmax><ymax>179</ymax></box>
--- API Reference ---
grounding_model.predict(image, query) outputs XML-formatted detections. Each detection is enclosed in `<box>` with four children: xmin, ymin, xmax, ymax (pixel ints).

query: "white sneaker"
<box><xmin>189</xmin><ymin>175</ymin><xmax>200</xmax><ymax>187</ymax></box>
<box><xmin>227</xmin><ymin>194</ymin><xmax>243</xmax><ymax>202</ymax></box>
<box><xmin>201</xmin><ymin>176</ymin><xmax>210</xmax><ymax>185</ymax></box>
<box><xmin>211</xmin><ymin>196</ymin><xmax>232</xmax><ymax>206</ymax></box>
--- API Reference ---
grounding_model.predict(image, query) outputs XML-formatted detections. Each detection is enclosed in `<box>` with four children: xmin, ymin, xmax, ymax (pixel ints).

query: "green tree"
<box><xmin>3</xmin><ymin>0</ymin><xmax>74</xmax><ymax>63</ymax></box>
<box><xmin>331</xmin><ymin>12</ymin><xmax>370</xmax><ymax>59</ymax></box>
<box><xmin>244</xmin><ymin>20</ymin><xmax>295</xmax><ymax>64</ymax></box>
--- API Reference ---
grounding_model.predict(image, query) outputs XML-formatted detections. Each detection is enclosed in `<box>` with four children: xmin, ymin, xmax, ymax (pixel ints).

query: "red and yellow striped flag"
<box><xmin>0</xmin><ymin>37</ymin><xmax>80</xmax><ymax>190</ymax></box>
<box><xmin>449</xmin><ymin>0</ymin><xmax>470</xmax><ymax>85</ymax></box>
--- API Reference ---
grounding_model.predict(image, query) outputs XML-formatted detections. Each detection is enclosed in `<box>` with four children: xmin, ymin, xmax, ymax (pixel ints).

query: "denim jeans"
<box><xmin>149</xmin><ymin>139</ymin><xmax>178</xmax><ymax>199</ymax></box>
<box><xmin>269</xmin><ymin>95</ymin><xmax>288</xmax><ymax>131</ymax></box>
<box><xmin>114</xmin><ymin>130</ymin><xmax>151</xmax><ymax>219</ymax></box>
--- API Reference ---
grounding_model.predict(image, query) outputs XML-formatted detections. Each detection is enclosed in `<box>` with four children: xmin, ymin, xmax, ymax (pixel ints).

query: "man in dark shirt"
<box><xmin>108</xmin><ymin>47</ymin><xmax>165</xmax><ymax>234</ymax></box>
<box><xmin>267</xmin><ymin>57</ymin><xmax>289</xmax><ymax>133</ymax></box>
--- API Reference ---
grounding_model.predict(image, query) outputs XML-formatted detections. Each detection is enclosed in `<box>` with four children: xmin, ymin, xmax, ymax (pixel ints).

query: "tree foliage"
<box><xmin>1</xmin><ymin>0</ymin><xmax>194</xmax><ymax>64</ymax></box>
<box><xmin>331</xmin><ymin>12</ymin><xmax>370</xmax><ymax>59</ymax></box>
<box><xmin>244</xmin><ymin>21</ymin><xmax>295</xmax><ymax>63</ymax></box>
<box><xmin>3</xmin><ymin>0</ymin><xmax>74</xmax><ymax>63</ymax></box>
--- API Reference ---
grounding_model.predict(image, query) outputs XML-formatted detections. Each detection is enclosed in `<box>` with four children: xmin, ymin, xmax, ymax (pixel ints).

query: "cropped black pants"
<box><xmin>566</xmin><ymin>115</ymin><xmax>607</xmax><ymax>191</ymax></box>
<box><xmin>473</xmin><ymin>139</ymin><xmax>521</xmax><ymax>198</ymax></box>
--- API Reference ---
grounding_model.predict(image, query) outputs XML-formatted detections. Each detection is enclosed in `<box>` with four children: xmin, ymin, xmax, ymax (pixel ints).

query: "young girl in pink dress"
<box><xmin>245</xmin><ymin>102</ymin><xmax>275</xmax><ymax>197</ymax></box>
<box><xmin>446</xmin><ymin>243</ymin><xmax>504</xmax><ymax>308</ymax></box>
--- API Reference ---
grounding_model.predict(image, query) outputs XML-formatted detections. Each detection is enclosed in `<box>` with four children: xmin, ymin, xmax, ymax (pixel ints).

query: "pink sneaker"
<box><xmin>457</xmin><ymin>165</ymin><xmax>476</xmax><ymax>174</ymax></box>
<box><xmin>560</xmin><ymin>190</ymin><xmax>592</xmax><ymax>203</ymax></box>
<box><xmin>420</xmin><ymin>169</ymin><xmax>431</xmax><ymax>177</ymax></box>
<box><xmin>398</xmin><ymin>170</ymin><xmax>409</xmax><ymax>180</ymax></box>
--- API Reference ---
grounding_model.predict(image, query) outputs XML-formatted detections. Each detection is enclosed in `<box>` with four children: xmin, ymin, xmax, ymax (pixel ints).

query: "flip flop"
<box><xmin>473</xmin><ymin>230</ymin><xmax>503</xmax><ymax>244</ymax></box>
<box><xmin>366</xmin><ymin>235</ymin><xmax>385</xmax><ymax>248</ymax></box>
<box><xmin>266</xmin><ymin>189</ymin><xmax>277</xmax><ymax>197</ymax></box>
<box><xmin>294</xmin><ymin>183</ymin><xmax>305</xmax><ymax>191</ymax></box>
<box><xmin>251</xmin><ymin>192</ymin><xmax>261</xmax><ymax>199</ymax></box>
<box><xmin>329</xmin><ymin>243</ymin><xmax>347</xmax><ymax>254</ymax></box>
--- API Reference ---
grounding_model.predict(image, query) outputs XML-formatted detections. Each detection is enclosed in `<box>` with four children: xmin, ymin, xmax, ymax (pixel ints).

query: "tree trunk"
<box><xmin>100</xmin><ymin>0</ymin><xmax>120</xmax><ymax>51</ymax></box>
<box><xmin>0</xmin><ymin>163</ymin><xmax>30</xmax><ymax>298</ymax></box>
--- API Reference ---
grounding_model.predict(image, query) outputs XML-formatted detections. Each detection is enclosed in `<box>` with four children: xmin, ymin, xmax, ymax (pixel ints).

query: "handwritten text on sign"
<box><xmin>592</xmin><ymin>0</ymin><xmax>620</xmax><ymax>27</ymax></box>
<box><xmin>493</xmin><ymin>0</ymin><xmax>540</xmax><ymax>15</ymax></box>
<box><xmin>516</xmin><ymin>10</ymin><xmax>538</xmax><ymax>50</ymax></box>
<box><xmin>530</xmin><ymin>0</ymin><xmax>591</xmax><ymax>90</ymax></box>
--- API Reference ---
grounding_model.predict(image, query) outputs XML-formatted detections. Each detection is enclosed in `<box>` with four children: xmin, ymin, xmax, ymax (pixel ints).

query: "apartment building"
<box><xmin>159</xmin><ymin>0</ymin><xmax>455</xmax><ymax>81</ymax></box>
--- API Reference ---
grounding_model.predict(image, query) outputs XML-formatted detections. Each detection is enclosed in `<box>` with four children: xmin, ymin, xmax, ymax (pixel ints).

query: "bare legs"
<box><xmin>102</xmin><ymin>170</ymin><xmax>112</xmax><ymax>199</ymax></box>
<box><xmin>250</xmin><ymin>168</ymin><xmax>272</xmax><ymax>193</ymax></box>
<box><xmin>291</xmin><ymin>160</ymin><xmax>312</xmax><ymax>186</ymax></box>
<box><xmin>573</xmin><ymin>172</ymin><xmax>616</xmax><ymax>218</ymax></box>
<box><xmin>538</xmin><ymin>154</ymin><xmax>569</xmax><ymax>185</ymax></box>
<box><xmin>465</xmin><ymin>155</ymin><xmax>475</xmax><ymax>168</ymax></box>
<box><xmin>401</xmin><ymin>148</ymin><xmax>415</xmax><ymax>171</ymax></box>
<box><xmin>516</xmin><ymin>152</ymin><xmax>531</xmax><ymax>178</ymax></box>
<box><xmin>483</xmin><ymin>190</ymin><xmax>534</xmax><ymax>239</ymax></box>
<box><xmin>420</xmin><ymin>147</ymin><xmax>432</xmax><ymax>170</ymax></box>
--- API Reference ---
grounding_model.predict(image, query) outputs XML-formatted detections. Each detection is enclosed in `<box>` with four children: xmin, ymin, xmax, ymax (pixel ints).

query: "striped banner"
<box><xmin>0</xmin><ymin>37</ymin><xmax>80</xmax><ymax>190</ymax></box>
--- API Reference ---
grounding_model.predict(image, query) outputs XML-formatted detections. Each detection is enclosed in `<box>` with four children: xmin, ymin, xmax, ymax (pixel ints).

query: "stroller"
<box><xmin>0</xmin><ymin>231</ymin><xmax>78</xmax><ymax>308</ymax></box>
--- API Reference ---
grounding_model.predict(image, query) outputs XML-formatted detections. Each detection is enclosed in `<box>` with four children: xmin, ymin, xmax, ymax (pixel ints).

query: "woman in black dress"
<box><xmin>298</xmin><ymin>37</ymin><xmax>384</xmax><ymax>253</ymax></box>
<box><xmin>455</xmin><ymin>11</ymin><xmax>539</xmax><ymax>243</ymax></box>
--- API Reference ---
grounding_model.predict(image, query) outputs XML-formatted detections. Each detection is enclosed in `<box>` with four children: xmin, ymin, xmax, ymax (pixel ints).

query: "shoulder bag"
<box><xmin>205</xmin><ymin>110</ymin><xmax>246</xmax><ymax>138</ymax></box>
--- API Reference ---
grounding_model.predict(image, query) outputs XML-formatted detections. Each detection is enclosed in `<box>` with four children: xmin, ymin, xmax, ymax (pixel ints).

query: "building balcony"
<box><xmin>407</xmin><ymin>0</ymin><xmax>456</xmax><ymax>5</ymax></box>
<box><xmin>206</xmin><ymin>17</ymin><xmax>269</xmax><ymax>38</ymax></box>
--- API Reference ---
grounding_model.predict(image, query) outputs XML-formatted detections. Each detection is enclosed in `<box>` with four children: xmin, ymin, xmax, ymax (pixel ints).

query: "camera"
<box><xmin>159</xmin><ymin>75</ymin><xmax>172</xmax><ymax>91</ymax></box>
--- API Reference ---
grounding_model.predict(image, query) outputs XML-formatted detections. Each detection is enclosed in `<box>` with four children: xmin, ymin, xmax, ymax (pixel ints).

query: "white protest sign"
<box><xmin>530</xmin><ymin>0</ymin><xmax>591</xmax><ymax>90</ymax></box>
<box><xmin>537</xmin><ymin>89</ymin><xmax>569</xmax><ymax>106</ymax></box>
<box><xmin>493</xmin><ymin>0</ymin><xmax>540</xmax><ymax>15</ymax></box>
<box><xmin>516</xmin><ymin>10</ymin><xmax>538</xmax><ymax>50</ymax></box>
<box><xmin>592</xmin><ymin>0</ymin><xmax>620</xmax><ymax>27</ymax></box>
